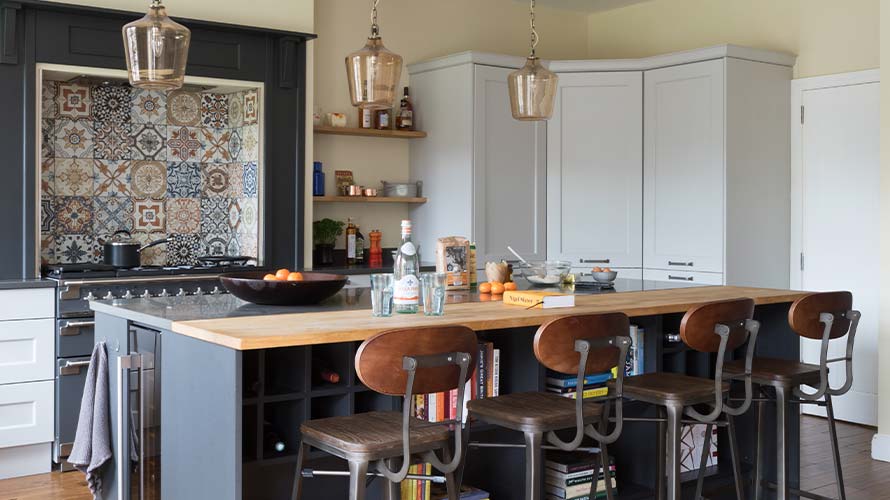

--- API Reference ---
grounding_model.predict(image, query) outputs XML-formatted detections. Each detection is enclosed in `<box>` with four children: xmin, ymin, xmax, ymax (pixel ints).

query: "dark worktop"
<box><xmin>0</xmin><ymin>278</ymin><xmax>57</xmax><ymax>289</ymax></box>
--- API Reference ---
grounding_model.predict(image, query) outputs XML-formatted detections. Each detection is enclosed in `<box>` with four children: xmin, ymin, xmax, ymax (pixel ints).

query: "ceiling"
<box><xmin>520</xmin><ymin>0</ymin><xmax>651</xmax><ymax>13</ymax></box>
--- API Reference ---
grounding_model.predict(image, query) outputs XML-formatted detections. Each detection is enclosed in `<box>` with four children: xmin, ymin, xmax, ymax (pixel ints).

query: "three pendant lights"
<box><xmin>121</xmin><ymin>0</ymin><xmax>557</xmax><ymax>120</ymax></box>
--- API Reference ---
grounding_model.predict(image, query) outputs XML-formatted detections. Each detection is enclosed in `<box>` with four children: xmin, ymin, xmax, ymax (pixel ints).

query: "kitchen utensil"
<box><xmin>347</xmin><ymin>185</ymin><xmax>364</xmax><ymax>196</ymax></box>
<box><xmin>363</xmin><ymin>187</ymin><xmax>378</xmax><ymax>197</ymax></box>
<box><xmin>592</xmin><ymin>270</ymin><xmax>618</xmax><ymax>283</ymax></box>
<box><xmin>506</xmin><ymin>246</ymin><xmax>530</xmax><ymax>266</ymax></box>
<box><xmin>102</xmin><ymin>230</ymin><xmax>169</xmax><ymax>268</ymax></box>
<box><xmin>382</xmin><ymin>180</ymin><xmax>422</xmax><ymax>198</ymax></box>
<box><xmin>516</xmin><ymin>260</ymin><xmax>572</xmax><ymax>286</ymax></box>
<box><xmin>219</xmin><ymin>271</ymin><xmax>348</xmax><ymax>306</ymax></box>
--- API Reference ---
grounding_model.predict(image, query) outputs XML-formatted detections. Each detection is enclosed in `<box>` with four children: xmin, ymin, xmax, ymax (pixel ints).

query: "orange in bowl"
<box><xmin>275</xmin><ymin>268</ymin><xmax>291</xmax><ymax>280</ymax></box>
<box><xmin>287</xmin><ymin>272</ymin><xmax>304</xmax><ymax>281</ymax></box>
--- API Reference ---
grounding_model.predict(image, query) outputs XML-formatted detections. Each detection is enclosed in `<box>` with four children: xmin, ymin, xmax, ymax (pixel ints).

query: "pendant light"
<box><xmin>345</xmin><ymin>0</ymin><xmax>403</xmax><ymax>110</ymax></box>
<box><xmin>122</xmin><ymin>0</ymin><xmax>191</xmax><ymax>91</ymax></box>
<box><xmin>508</xmin><ymin>0</ymin><xmax>558</xmax><ymax>121</ymax></box>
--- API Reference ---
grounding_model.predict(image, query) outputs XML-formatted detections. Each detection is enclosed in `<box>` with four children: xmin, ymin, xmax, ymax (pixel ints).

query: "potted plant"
<box><xmin>313</xmin><ymin>218</ymin><xmax>345</xmax><ymax>265</ymax></box>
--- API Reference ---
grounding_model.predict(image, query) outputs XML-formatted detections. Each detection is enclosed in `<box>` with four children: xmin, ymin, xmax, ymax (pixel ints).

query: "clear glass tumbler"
<box><xmin>421</xmin><ymin>272</ymin><xmax>447</xmax><ymax>316</ymax></box>
<box><xmin>370</xmin><ymin>273</ymin><xmax>394</xmax><ymax>317</ymax></box>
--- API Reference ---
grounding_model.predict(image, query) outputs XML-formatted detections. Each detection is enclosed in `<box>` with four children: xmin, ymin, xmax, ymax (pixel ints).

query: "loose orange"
<box><xmin>490</xmin><ymin>282</ymin><xmax>505</xmax><ymax>295</ymax></box>
<box><xmin>275</xmin><ymin>268</ymin><xmax>290</xmax><ymax>280</ymax></box>
<box><xmin>287</xmin><ymin>272</ymin><xmax>304</xmax><ymax>281</ymax></box>
<box><xmin>503</xmin><ymin>281</ymin><xmax>518</xmax><ymax>291</ymax></box>
<box><xmin>478</xmin><ymin>282</ymin><xmax>492</xmax><ymax>294</ymax></box>
<box><xmin>263</xmin><ymin>273</ymin><xmax>278</xmax><ymax>281</ymax></box>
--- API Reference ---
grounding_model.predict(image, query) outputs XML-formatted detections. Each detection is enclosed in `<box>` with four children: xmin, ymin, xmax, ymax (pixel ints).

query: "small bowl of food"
<box><xmin>591</xmin><ymin>266</ymin><xmax>618</xmax><ymax>283</ymax></box>
<box><xmin>518</xmin><ymin>260</ymin><xmax>572</xmax><ymax>286</ymax></box>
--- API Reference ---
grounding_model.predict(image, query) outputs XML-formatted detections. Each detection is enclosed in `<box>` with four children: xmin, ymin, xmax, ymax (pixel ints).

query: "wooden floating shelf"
<box><xmin>314</xmin><ymin>126</ymin><xmax>427</xmax><ymax>139</ymax></box>
<box><xmin>313</xmin><ymin>196</ymin><xmax>427</xmax><ymax>204</ymax></box>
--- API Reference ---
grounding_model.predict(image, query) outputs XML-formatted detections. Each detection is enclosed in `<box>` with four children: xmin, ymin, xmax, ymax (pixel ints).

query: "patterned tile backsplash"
<box><xmin>40</xmin><ymin>79</ymin><xmax>261</xmax><ymax>266</ymax></box>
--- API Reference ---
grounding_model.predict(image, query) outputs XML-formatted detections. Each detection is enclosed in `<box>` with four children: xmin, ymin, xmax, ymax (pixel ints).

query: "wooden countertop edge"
<box><xmin>169</xmin><ymin>286</ymin><xmax>810</xmax><ymax>351</ymax></box>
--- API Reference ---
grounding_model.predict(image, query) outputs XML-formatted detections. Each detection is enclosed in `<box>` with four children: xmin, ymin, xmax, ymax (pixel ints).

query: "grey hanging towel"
<box><xmin>69</xmin><ymin>341</ymin><xmax>111</xmax><ymax>497</ymax></box>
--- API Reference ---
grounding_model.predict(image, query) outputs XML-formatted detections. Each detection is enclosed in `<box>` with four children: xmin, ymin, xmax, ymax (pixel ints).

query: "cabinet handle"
<box><xmin>668</xmin><ymin>275</ymin><xmax>694</xmax><ymax>281</ymax></box>
<box><xmin>60</xmin><ymin>360</ymin><xmax>91</xmax><ymax>376</ymax></box>
<box><xmin>60</xmin><ymin>320</ymin><xmax>95</xmax><ymax>336</ymax></box>
<box><xmin>580</xmin><ymin>258</ymin><xmax>610</xmax><ymax>264</ymax></box>
<box><xmin>668</xmin><ymin>261</ymin><xmax>694</xmax><ymax>267</ymax></box>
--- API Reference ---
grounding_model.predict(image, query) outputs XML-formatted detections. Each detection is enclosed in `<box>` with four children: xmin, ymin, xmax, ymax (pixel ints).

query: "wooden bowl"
<box><xmin>219</xmin><ymin>271</ymin><xmax>348</xmax><ymax>306</ymax></box>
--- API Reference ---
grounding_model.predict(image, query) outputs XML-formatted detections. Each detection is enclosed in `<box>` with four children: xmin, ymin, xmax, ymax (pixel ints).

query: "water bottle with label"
<box><xmin>393</xmin><ymin>220</ymin><xmax>420</xmax><ymax>314</ymax></box>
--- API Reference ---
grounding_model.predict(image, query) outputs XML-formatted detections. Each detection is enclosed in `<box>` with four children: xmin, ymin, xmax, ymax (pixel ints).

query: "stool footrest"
<box><xmin>469</xmin><ymin>441</ymin><xmax>602</xmax><ymax>453</ymax></box>
<box><xmin>301</xmin><ymin>468</ymin><xmax>447</xmax><ymax>484</ymax></box>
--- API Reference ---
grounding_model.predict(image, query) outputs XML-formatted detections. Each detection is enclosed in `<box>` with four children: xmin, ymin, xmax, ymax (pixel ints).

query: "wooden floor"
<box><xmin>0</xmin><ymin>416</ymin><xmax>887</xmax><ymax>499</ymax></box>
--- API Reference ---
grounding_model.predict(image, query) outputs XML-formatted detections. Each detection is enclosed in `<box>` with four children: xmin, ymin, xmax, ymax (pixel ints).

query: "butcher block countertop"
<box><xmin>154</xmin><ymin>286</ymin><xmax>806</xmax><ymax>350</ymax></box>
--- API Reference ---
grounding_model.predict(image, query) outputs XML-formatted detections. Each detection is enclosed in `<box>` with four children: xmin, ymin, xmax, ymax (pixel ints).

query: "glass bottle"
<box><xmin>396</xmin><ymin>87</ymin><xmax>414</xmax><ymax>130</ymax></box>
<box><xmin>346</xmin><ymin>218</ymin><xmax>357</xmax><ymax>265</ymax></box>
<box><xmin>312</xmin><ymin>161</ymin><xmax>325</xmax><ymax>196</ymax></box>
<box><xmin>355</xmin><ymin>226</ymin><xmax>365</xmax><ymax>263</ymax></box>
<box><xmin>393</xmin><ymin>220</ymin><xmax>419</xmax><ymax>313</ymax></box>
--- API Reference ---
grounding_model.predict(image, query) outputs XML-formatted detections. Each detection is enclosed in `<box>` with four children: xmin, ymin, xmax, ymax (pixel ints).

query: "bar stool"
<box><xmin>618</xmin><ymin>298</ymin><xmax>760</xmax><ymax>500</ymax></box>
<box><xmin>291</xmin><ymin>325</ymin><xmax>479</xmax><ymax>500</ymax></box>
<box><xmin>723</xmin><ymin>291</ymin><xmax>860</xmax><ymax>500</ymax></box>
<box><xmin>466</xmin><ymin>312</ymin><xmax>632</xmax><ymax>500</ymax></box>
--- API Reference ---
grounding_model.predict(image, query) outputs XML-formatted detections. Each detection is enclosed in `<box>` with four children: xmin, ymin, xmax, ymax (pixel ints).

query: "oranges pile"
<box><xmin>478</xmin><ymin>280</ymin><xmax>517</xmax><ymax>299</ymax></box>
<box><xmin>263</xmin><ymin>268</ymin><xmax>305</xmax><ymax>282</ymax></box>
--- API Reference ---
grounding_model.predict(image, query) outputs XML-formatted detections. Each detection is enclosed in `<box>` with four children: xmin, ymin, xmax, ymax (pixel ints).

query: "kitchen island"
<box><xmin>91</xmin><ymin>282</ymin><xmax>807</xmax><ymax>500</ymax></box>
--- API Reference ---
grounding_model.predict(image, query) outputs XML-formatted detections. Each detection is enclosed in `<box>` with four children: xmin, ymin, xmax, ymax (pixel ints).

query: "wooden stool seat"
<box><xmin>723</xmin><ymin>358</ymin><xmax>822</xmax><ymax>388</ymax></box>
<box><xmin>617</xmin><ymin>372</ymin><xmax>730</xmax><ymax>406</ymax></box>
<box><xmin>467</xmin><ymin>392</ymin><xmax>603</xmax><ymax>433</ymax></box>
<box><xmin>301</xmin><ymin>411</ymin><xmax>450</xmax><ymax>460</ymax></box>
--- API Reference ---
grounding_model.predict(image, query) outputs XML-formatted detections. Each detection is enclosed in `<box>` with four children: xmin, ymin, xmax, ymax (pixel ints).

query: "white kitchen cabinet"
<box><xmin>0</xmin><ymin>288</ymin><xmax>53</xmax><ymax>321</ymax></box>
<box><xmin>547</xmin><ymin>71</ymin><xmax>642</xmax><ymax>269</ymax></box>
<box><xmin>0</xmin><ymin>319</ymin><xmax>54</xmax><ymax>385</ymax></box>
<box><xmin>0</xmin><ymin>380</ymin><xmax>53</xmax><ymax>450</ymax></box>
<box><xmin>643</xmin><ymin>268</ymin><xmax>723</xmax><ymax>286</ymax></box>
<box><xmin>409</xmin><ymin>53</ymin><xmax>546</xmax><ymax>266</ymax></box>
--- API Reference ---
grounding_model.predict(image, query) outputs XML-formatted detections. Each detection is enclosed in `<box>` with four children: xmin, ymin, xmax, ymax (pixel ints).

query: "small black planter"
<box><xmin>316</xmin><ymin>243</ymin><xmax>335</xmax><ymax>265</ymax></box>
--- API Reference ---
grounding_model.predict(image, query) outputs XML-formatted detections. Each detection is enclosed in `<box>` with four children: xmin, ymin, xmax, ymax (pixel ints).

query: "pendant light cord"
<box><xmin>370</xmin><ymin>0</ymin><xmax>381</xmax><ymax>38</ymax></box>
<box><xmin>529</xmin><ymin>0</ymin><xmax>539</xmax><ymax>58</ymax></box>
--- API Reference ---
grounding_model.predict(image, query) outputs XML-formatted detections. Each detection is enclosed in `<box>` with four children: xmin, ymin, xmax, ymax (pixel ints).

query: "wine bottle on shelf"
<box><xmin>396</xmin><ymin>87</ymin><xmax>414</xmax><ymax>130</ymax></box>
<box><xmin>263</xmin><ymin>421</ymin><xmax>285</xmax><ymax>454</ymax></box>
<box><xmin>312</xmin><ymin>357</ymin><xmax>341</xmax><ymax>384</ymax></box>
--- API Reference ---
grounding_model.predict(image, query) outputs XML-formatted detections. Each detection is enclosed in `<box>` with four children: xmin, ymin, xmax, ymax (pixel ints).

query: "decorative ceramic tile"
<box><xmin>167</xmin><ymin>90</ymin><xmax>201</xmax><ymax>126</ymax></box>
<box><xmin>201</xmin><ymin>163</ymin><xmax>231</xmax><ymax>197</ymax></box>
<box><xmin>228</xmin><ymin>163</ymin><xmax>243</xmax><ymax>198</ymax></box>
<box><xmin>92</xmin><ymin>85</ymin><xmax>131</xmax><ymax>123</ymax></box>
<box><xmin>200</xmin><ymin>197</ymin><xmax>231</xmax><ymax>237</ymax></box>
<box><xmin>239</xmin><ymin>232</ymin><xmax>258</xmax><ymax>260</ymax></box>
<box><xmin>131</xmin><ymin>89</ymin><xmax>166</xmax><ymax>124</ymax></box>
<box><xmin>92</xmin><ymin>196</ymin><xmax>134</xmax><ymax>236</ymax></box>
<box><xmin>131</xmin><ymin>123</ymin><xmax>166</xmax><ymax>161</ymax></box>
<box><xmin>54</xmin><ymin>159</ymin><xmax>95</xmax><ymax>196</ymax></box>
<box><xmin>40</xmin><ymin>198</ymin><xmax>55</xmax><ymax>233</ymax></box>
<box><xmin>226</xmin><ymin>237</ymin><xmax>241</xmax><ymax>256</ymax></box>
<box><xmin>237</xmin><ymin>197</ymin><xmax>258</xmax><ymax>234</ymax></box>
<box><xmin>165</xmin><ymin>198</ymin><xmax>200</xmax><ymax>234</ymax></box>
<box><xmin>94</xmin><ymin>160</ymin><xmax>130</xmax><ymax>197</ymax></box>
<box><xmin>227</xmin><ymin>198</ymin><xmax>242</xmax><ymax>233</ymax></box>
<box><xmin>241</xmin><ymin>124</ymin><xmax>259</xmax><ymax>161</ymax></box>
<box><xmin>55</xmin><ymin>234</ymin><xmax>97</xmax><ymax>263</ymax></box>
<box><xmin>201</xmin><ymin>93</ymin><xmax>229</xmax><ymax>129</ymax></box>
<box><xmin>54</xmin><ymin>119</ymin><xmax>94</xmax><ymax>158</ymax></box>
<box><xmin>166</xmin><ymin>233</ymin><xmax>202</xmax><ymax>266</ymax></box>
<box><xmin>93</xmin><ymin>120</ymin><xmax>133</xmax><ymax>160</ymax></box>
<box><xmin>57</xmin><ymin>82</ymin><xmax>91</xmax><ymax>119</ymax></box>
<box><xmin>242</xmin><ymin>162</ymin><xmax>258</xmax><ymax>197</ymax></box>
<box><xmin>42</xmin><ymin>81</ymin><xmax>58</xmax><ymax>119</ymax></box>
<box><xmin>42</xmin><ymin>119</ymin><xmax>55</xmax><ymax>159</ymax></box>
<box><xmin>133</xmin><ymin>231</ymin><xmax>167</xmax><ymax>266</ymax></box>
<box><xmin>228</xmin><ymin>93</ymin><xmax>244</xmax><ymax>128</ymax></box>
<box><xmin>41</xmin><ymin>158</ymin><xmax>55</xmax><ymax>197</ymax></box>
<box><xmin>201</xmin><ymin>128</ymin><xmax>232</xmax><ymax>163</ymax></box>
<box><xmin>203</xmin><ymin>234</ymin><xmax>230</xmax><ymax>256</ymax></box>
<box><xmin>167</xmin><ymin>126</ymin><xmax>204</xmax><ymax>162</ymax></box>
<box><xmin>56</xmin><ymin>196</ymin><xmax>93</xmax><ymax>234</ymax></box>
<box><xmin>227</xmin><ymin>129</ymin><xmax>242</xmax><ymax>162</ymax></box>
<box><xmin>243</xmin><ymin>89</ymin><xmax>258</xmax><ymax>125</ymax></box>
<box><xmin>166</xmin><ymin>161</ymin><xmax>201</xmax><ymax>198</ymax></box>
<box><xmin>130</xmin><ymin>161</ymin><xmax>167</xmax><ymax>199</ymax></box>
<box><xmin>40</xmin><ymin>233</ymin><xmax>56</xmax><ymax>265</ymax></box>
<box><xmin>134</xmin><ymin>199</ymin><xmax>165</xmax><ymax>232</ymax></box>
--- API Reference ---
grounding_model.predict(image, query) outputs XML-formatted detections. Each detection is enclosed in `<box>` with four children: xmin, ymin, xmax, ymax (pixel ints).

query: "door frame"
<box><xmin>789</xmin><ymin>69</ymin><xmax>880</xmax><ymax>290</ymax></box>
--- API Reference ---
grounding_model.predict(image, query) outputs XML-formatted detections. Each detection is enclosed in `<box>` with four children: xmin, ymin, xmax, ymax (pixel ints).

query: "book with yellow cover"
<box><xmin>503</xmin><ymin>290</ymin><xmax>575</xmax><ymax>309</ymax></box>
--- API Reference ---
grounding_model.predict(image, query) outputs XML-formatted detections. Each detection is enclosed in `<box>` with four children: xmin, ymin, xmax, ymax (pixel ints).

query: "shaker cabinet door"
<box><xmin>643</xmin><ymin>60</ymin><xmax>725</xmax><ymax>273</ymax></box>
<box><xmin>473</xmin><ymin>64</ymin><xmax>547</xmax><ymax>264</ymax></box>
<box><xmin>546</xmin><ymin>71</ymin><xmax>643</xmax><ymax>269</ymax></box>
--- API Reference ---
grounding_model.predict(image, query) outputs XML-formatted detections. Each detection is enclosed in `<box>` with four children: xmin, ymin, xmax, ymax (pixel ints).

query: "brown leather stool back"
<box><xmin>789</xmin><ymin>291</ymin><xmax>853</xmax><ymax>340</ymax></box>
<box><xmin>355</xmin><ymin>325</ymin><xmax>478</xmax><ymax>396</ymax></box>
<box><xmin>681</xmin><ymin>298</ymin><xmax>755</xmax><ymax>353</ymax></box>
<box><xmin>533</xmin><ymin>312</ymin><xmax>629</xmax><ymax>375</ymax></box>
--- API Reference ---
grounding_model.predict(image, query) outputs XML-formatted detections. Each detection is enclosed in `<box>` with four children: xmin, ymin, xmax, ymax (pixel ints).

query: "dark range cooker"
<box><xmin>44</xmin><ymin>257</ymin><xmax>265</xmax><ymax>469</ymax></box>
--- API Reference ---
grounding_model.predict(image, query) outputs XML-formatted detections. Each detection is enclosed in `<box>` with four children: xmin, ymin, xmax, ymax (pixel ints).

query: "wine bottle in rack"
<box><xmin>313</xmin><ymin>357</ymin><xmax>341</xmax><ymax>384</ymax></box>
<box><xmin>263</xmin><ymin>421</ymin><xmax>285</xmax><ymax>453</ymax></box>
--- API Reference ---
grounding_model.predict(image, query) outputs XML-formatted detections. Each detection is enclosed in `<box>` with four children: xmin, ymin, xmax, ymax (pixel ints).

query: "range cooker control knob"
<box><xmin>194</xmin><ymin>287</ymin><xmax>204</xmax><ymax>296</ymax></box>
<box><xmin>103</xmin><ymin>291</ymin><xmax>115</xmax><ymax>300</ymax></box>
<box><xmin>122</xmin><ymin>290</ymin><xmax>134</xmax><ymax>299</ymax></box>
<box><xmin>85</xmin><ymin>292</ymin><xmax>97</xmax><ymax>301</ymax></box>
<box><xmin>210</xmin><ymin>286</ymin><xmax>222</xmax><ymax>295</ymax></box>
<box><xmin>141</xmin><ymin>290</ymin><xmax>152</xmax><ymax>299</ymax></box>
<box><xmin>176</xmin><ymin>288</ymin><xmax>187</xmax><ymax>297</ymax></box>
<box><xmin>158</xmin><ymin>289</ymin><xmax>170</xmax><ymax>298</ymax></box>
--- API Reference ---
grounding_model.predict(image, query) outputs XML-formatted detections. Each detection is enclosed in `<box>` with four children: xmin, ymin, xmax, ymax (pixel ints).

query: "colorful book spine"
<box><xmin>492</xmin><ymin>349</ymin><xmax>500</xmax><ymax>397</ymax></box>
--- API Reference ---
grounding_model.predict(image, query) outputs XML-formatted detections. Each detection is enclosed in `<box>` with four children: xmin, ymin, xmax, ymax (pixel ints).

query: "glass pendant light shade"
<box><xmin>508</xmin><ymin>56</ymin><xmax>558</xmax><ymax>121</ymax></box>
<box><xmin>122</xmin><ymin>1</ymin><xmax>191</xmax><ymax>91</ymax></box>
<box><xmin>345</xmin><ymin>37</ymin><xmax>403</xmax><ymax>110</ymax></box>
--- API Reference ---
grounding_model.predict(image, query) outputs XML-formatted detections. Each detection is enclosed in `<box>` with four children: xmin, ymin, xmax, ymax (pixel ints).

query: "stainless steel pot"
<box><xmin>382</xmin><ymin>180</ymin><xmax>422</xmax><ymax>198</ymax></box>
<box><xmin>101</xmin><ymin>230</ymin><xmax>169</xmax><ymax>268</ymax></box>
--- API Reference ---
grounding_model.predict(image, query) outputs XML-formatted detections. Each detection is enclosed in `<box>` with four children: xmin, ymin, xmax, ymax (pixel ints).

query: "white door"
<box><xmin>643</xmin><ymin>60</ymin><xmax>725</xmax><ymax>273</ymax></box>
<box><xmin>473</xmin><ymin>65</ymin><xmax>547</xmax><ymax>264</ymax></box>
<box><xmin>547</xmin><ymin>72</ymin><xmax>643</xmax><ymax>269</ymax></box>
<box><xmin>794</xmin><ymin>75</ymin><xmax>879</xmax><ymax>425</ymax></box>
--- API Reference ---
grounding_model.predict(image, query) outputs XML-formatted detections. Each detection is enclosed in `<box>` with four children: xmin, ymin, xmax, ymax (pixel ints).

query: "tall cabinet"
<box><xmin>408</xmin><ymin>54</ymin><xmax>546</xmax><ymax>265</ymax></box>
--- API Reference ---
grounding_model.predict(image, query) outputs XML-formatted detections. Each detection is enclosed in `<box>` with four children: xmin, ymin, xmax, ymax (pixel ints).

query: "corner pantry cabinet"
<box><xmin>408</xmin><ymin>54</ymin><xmax>546</xmax><ymax>265</ymax></box>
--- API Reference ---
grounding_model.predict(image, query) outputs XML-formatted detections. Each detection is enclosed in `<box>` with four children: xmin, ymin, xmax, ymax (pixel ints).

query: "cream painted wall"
<box><xmin>586</xmin><ymin>0</ymin><xmax>879</xmax><ymax>79</ymax></box>
<box><xmin>312</xmin><ymin>0</ymin><xmax>589</xmax><ymax>252</ymax></box>
<box><xmin>876</xmin><ymin>0</ymin><xmax>890</xmax><ymax>456</ymax></box>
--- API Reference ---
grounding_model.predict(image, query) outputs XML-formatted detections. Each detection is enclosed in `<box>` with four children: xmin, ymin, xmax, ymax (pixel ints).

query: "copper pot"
<box><xmin>347</xmin><ymin>185</ymin><xmax>363</xmax><ymax>196</ymax></box>
<box><xmin>363</xmin><ymin>188</ymin><xmax>378</xmax><ymax>197</ymax></box>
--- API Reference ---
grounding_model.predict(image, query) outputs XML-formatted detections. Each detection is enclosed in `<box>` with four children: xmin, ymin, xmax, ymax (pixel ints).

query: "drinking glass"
<box><xmin>421</xmin><ymin>272</ymin><xmax>447</xmax><ymax>316</ymax></box>
<box><xmin>370</xmin><ymin>273</ymin><xmax>394</xmax><ymax>317</ymax></box>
